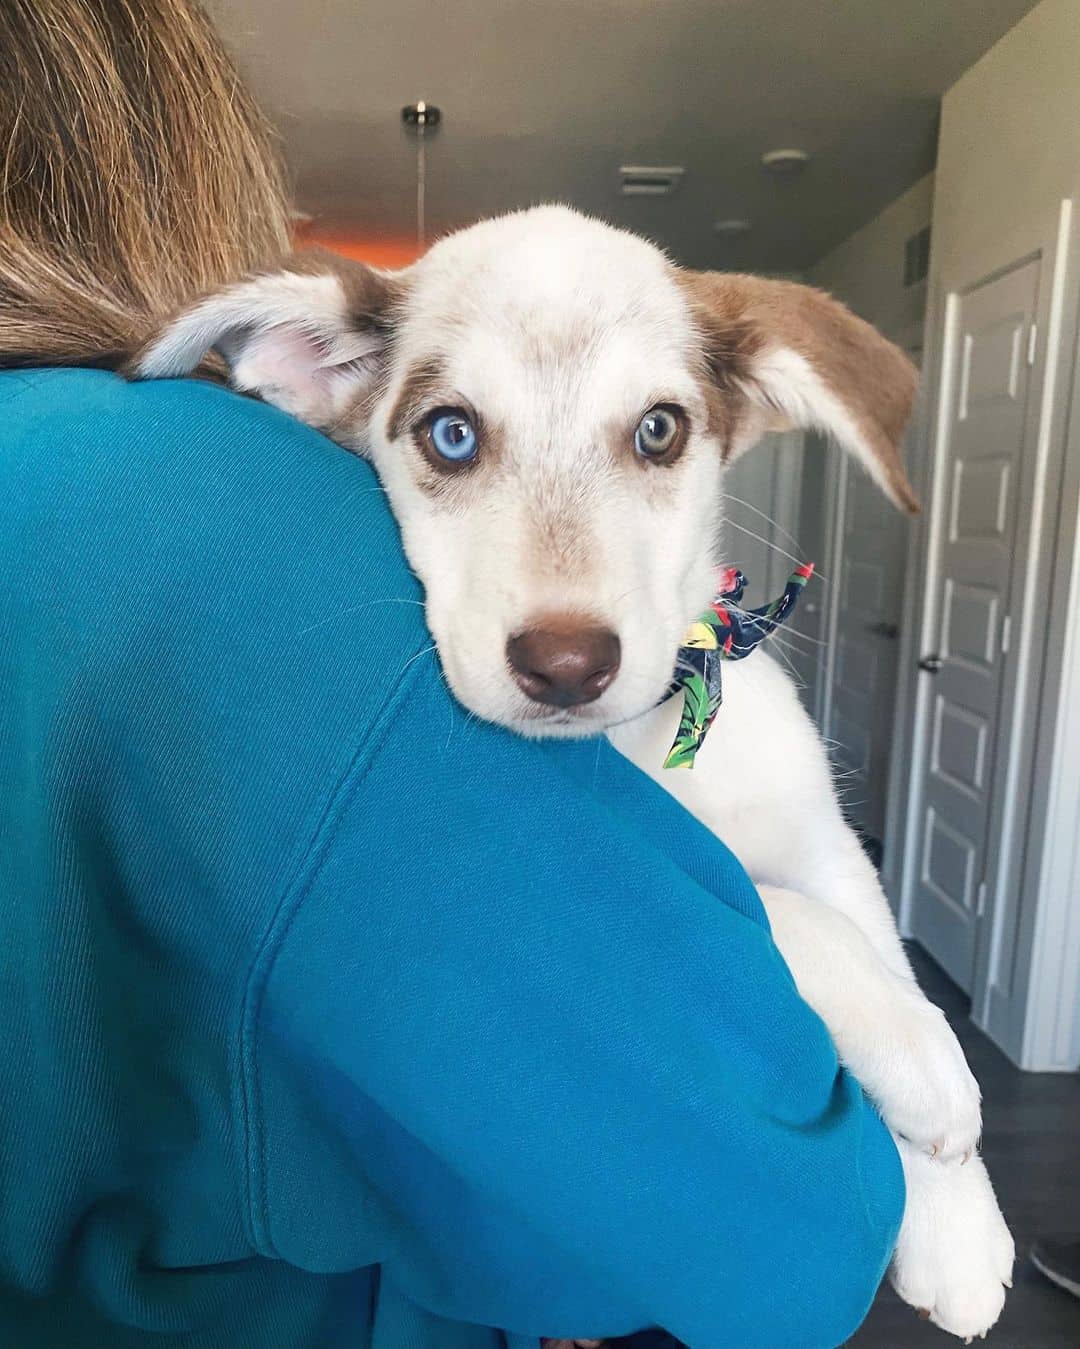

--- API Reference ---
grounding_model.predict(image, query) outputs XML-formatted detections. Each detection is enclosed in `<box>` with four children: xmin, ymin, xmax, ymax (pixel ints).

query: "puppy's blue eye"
<box><xmin>634</xmin><ymin>406</ymin><xmax>682</xmax><ymax>458</ymax></box>
<box><xmin>428</xmin><ymin>410</ymin><xmax>478</xmax><ymax>463</ymax></box>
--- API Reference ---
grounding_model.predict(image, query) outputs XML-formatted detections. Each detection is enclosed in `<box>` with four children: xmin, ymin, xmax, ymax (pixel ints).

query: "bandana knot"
<box><xmin>662</xmin><ymin>562</ymin><xmax>814</xmax><ymax>769</ymax></box>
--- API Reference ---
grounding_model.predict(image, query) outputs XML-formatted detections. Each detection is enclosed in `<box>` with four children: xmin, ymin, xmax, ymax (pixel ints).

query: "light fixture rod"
<box><xmin>402</xmin><ymin>102</ymin><xmax>442</xmax><ymax>250</ymax></box>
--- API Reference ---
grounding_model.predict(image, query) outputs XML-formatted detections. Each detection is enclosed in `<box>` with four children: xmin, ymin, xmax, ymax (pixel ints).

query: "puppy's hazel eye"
<box><xmin>428</xmin><ymin>409</ymin><xmax>478</xmax><ymax>463</ymax></box>
<box><xmin>634</xmin><ymin>406</ymin><xmax>681</xmax><ymax>458</ymax></box>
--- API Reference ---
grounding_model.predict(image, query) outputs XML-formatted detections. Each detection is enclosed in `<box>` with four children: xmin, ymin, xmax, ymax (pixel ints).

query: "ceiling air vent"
<box><xmin>619</xmin><ymin>165</ymin><xmax>685</xmax><ymax>197</ymax></box>
<box><xmin>904</xmin><ymin>225</ymin><xmax>931</xmax><ymax>287</ymax></box>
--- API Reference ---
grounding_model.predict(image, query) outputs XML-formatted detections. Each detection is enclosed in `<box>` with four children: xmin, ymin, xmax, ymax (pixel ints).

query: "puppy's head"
<box><xmin>134</xmin><ymin>206</ymin><xmax>917</xmax><ymax>737</ymax></box>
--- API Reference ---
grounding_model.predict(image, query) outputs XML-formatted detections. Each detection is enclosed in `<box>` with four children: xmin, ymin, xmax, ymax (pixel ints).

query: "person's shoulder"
<box><xmin>0</xmin><ymin>366</ymin><xmax>319</xmax><ymax>456</ymax></box>
<box><xmin>0</xmin><ymin>366</ymin><xmax>390</xmax><ymax>536</ymax></box>
<box><xmin>0</xmin><ymin>365</ymin><xmax>422</xmax><ymax>638</ymax></box>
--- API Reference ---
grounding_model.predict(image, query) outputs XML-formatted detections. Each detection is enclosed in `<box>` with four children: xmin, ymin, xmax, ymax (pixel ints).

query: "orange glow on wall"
<box><xmin>294</xmin><ymin>226</ymin><xmax>424</xmax><ymax>270</ymax></box>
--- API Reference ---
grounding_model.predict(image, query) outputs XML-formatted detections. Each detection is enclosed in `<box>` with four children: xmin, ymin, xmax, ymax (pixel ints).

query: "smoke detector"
<box><xmin>618</xmin><ymin>165</ymin><xmax>685</xmax><ymax>197</ymax></box>
<box><xmin>761</xmin><ymin>147</ymin><xmax>810</xmax><ymax>174</ymax></box>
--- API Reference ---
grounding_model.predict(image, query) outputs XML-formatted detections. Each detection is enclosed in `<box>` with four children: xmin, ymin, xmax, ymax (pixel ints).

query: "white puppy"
<box><xmin>135</xmin><ymin>205</ymin><xmax>1014</xmax><ymax>1340</ymax></box>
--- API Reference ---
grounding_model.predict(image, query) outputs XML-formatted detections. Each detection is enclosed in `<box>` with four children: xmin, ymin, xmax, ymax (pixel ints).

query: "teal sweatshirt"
<box><xmin>0</xmin><ymin>369</ymin><xmax>902</xmax><ymax>1349</ymax></box>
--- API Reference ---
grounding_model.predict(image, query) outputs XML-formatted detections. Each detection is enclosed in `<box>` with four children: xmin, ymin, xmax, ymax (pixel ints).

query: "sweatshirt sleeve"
<box><xmin>246</xmin><ymin>660</ymin><xmax>903</xmax><ymax>1349</ymax></box>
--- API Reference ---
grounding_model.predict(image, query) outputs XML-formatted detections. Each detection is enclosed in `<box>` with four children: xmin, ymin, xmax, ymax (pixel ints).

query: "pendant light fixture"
<box><xmin>401</xmin><ymin>101</ymin><xmax>442</xmax><ymax>251</ymax></box>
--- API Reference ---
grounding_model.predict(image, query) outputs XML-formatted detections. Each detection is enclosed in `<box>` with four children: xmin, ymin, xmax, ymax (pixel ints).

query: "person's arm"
<box><xmin>245</xmin><ymin>662</ymin><xmax>903</xmax><ymax>1349</ymax></box>
<box><xmin>0</xmin><ymin>371</ymin><xmax>898</xmax><ymax>1349</ymax></box>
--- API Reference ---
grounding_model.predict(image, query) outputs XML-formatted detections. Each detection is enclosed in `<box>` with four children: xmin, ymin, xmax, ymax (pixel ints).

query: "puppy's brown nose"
<box><xmin>506</xmin><ymin>620</ymin><xmax>621</xmax><ymax>708</ymax></box>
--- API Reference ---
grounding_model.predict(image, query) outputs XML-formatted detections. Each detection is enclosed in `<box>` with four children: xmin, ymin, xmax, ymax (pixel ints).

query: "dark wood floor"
<box><xmin>846</xmin><ymin>944</ymin><xmax>1080</xmax><ymax>1349</ymax></box>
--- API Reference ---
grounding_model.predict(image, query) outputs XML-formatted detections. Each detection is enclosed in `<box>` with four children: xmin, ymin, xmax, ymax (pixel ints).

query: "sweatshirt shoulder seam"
<box><xmin>238</xmin><ymin>652</ymin><xmax>431</xmax><ymax>1256</ymax></box>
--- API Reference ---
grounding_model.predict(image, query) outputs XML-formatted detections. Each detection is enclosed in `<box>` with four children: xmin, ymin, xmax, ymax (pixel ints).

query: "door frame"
<box><xmin>886</xmin><ymin>198</ymin><xmax>1080</xmax><ymax>1069</ymax></box>
<box><xmin>815</xmin><ymin>436</ymin><xmax>846</xmax><ymax>741</ymax></box>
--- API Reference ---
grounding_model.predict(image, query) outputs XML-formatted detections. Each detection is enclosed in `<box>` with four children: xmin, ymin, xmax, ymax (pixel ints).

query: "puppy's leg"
<box><xmin>759</xmin><ymin>886</ymin><xmax>1013</xmax><ymax>1341</ymax></box>
<box><xmin>610</xmin><ymin>661</ymin><xmax>982</xmax><ymax>1159</ymax></box>
<box><xmin>890</xmin><ymin>1139</ymin><xmax>1014</xmax><ymax>1341</ymax></box>
<box><xmin>757</xmin><ymin>886</ymin><xmax>981</xmax><ymax>1160</ymax></box>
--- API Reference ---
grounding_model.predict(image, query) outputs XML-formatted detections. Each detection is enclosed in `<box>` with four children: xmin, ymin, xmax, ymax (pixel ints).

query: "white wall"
<box><xmin>808</xmin><ymin>174</ymin><xmax>934</xmax><ymax>338</ymax></box>
<box><xmin>931</xmin><ymin>0</ymin><xmax>1080</xmax><ymax>283</ymax></box>
<box><xmin>892</xmin><ymin>0</ymin><xmax>1080</xmax><ymax>1069</ymax></box>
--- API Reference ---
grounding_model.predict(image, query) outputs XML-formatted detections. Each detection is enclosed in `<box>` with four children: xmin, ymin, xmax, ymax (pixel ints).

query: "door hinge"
<box><xmin>1027</xmin><ymin>323</ymin><xmax>1038</xmax><ymax>366</ymax></box>
<box><xmin>976</xmin><ymin>879</ymin><xmax>988</xmax><ymax>918</ymax></box>
<box><xmin>1001</xmin><ymin>614</ymin><xmax>1012</xmax><ymax>655</ymax></box>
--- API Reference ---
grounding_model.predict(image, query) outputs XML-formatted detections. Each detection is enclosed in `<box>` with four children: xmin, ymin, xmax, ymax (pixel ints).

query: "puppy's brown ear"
<box><xmin>129</xmin><ymin>250</ymin><xmax>404</xmax><ymax>438</ymax></box>
<box><xmin>679</xmin><ymin>271</ymin><xmax>920</xmax><ymax>514</ymax></box>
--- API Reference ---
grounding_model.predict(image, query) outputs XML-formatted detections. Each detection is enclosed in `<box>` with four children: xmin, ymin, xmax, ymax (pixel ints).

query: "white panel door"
<box><xmin>910</xmin><ymin>257</ymin><xmax>1040</xmax><ymax>992</ymax></box>
<box><xmin>827</xmin><ymin>405</ymin><xmax>914</xmax><ymax>845</ymax></box>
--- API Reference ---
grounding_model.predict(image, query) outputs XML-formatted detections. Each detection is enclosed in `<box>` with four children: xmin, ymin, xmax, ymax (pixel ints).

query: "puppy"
<box><xmin>134</xmin><ymin>206</ymin><xmax>1014</xmax><ymax>1341</ymax></box>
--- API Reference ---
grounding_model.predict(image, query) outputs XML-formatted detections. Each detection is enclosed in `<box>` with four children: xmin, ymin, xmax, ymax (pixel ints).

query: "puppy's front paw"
<box><xmin>850</xmin><ymin>988</ymin><xmax>982</xmax><ymax>1161</ymax></box>
<box><xmin>890</xmin><ymin>1143</ymin><xmax>1014</xmax><ymax>1340</ymax></box>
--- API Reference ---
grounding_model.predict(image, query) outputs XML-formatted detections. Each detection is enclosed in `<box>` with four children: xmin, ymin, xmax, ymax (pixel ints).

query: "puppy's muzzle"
<box><xmin>506</xmin><ymin>619</ymin><xmax>620</xmax><ymax>708</ymax></box>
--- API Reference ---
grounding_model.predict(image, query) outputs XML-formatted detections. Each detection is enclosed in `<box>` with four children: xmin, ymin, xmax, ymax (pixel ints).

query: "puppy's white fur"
<box><xmin>138</xmin><ymin>205</ymin><xmax>1013</xmax><ymax>1339</ymax></box>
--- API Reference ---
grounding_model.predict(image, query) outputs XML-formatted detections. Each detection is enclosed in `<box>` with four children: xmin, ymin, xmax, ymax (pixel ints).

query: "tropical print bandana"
<box><xmin>662</xmin><ymin>562</ymin><xmax>815</xmax><ymax>769</ymax></box>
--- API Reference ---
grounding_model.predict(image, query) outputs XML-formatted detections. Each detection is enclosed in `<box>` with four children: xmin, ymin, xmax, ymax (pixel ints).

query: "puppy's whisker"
<box><xmin>725</xmin><ymin>602</ymin><xmax>828</xmax><ymax>652</ymax></box>
<box><xmin>393</xmin><ymin>642</ymin><xmax>438</xmax><ymax>682</ymax></box>
<box><xmin>298</xmin><ymin>596</ymin><xmax>427</xmax><ymax>636</ymax></box>
<box><xmin>721</xmin><ymin>517</ymin><xmax>825</xmax><ymax>577</ymax></box>
<box><xmin>720</xmin><ymin>489</ymin><xmax>809</xmax><ymax>560</ymax></box>
<box><xmin>610</xmin><ymin>582</ymin><xmax>653</xmax><ymax>613</ymax></box>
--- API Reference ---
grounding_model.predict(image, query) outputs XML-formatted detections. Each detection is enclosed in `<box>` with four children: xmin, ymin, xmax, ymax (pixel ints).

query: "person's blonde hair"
<box><xmin>0</xmin><ymin>0</ymin><xmax>291</xmax><ymax>368</ymax></box>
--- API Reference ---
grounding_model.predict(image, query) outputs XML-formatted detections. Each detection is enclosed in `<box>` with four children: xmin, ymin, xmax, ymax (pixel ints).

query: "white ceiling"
<box><xmin>209</xmin><ymin>0</ymin><xmax>1040</xmax><ymax>272</ymax></box>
